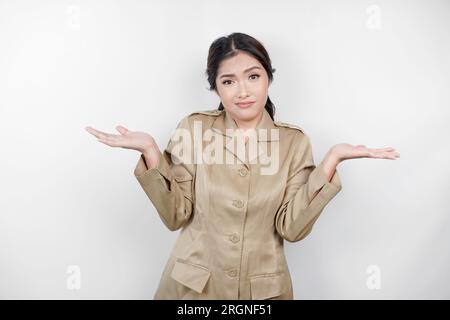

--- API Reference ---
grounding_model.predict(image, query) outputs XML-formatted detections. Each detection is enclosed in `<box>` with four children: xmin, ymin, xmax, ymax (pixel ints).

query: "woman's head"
<box><xmin>205</xmin><ymin>33</ymin><xmax>276</xmax><ymax>125</ymax></box>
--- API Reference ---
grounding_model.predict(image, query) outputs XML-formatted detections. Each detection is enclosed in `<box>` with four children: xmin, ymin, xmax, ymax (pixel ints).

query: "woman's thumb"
<box><xmin>116</xmin><ymin>125</ymin><xmax>129</xmax><ymax>135</ymax></box>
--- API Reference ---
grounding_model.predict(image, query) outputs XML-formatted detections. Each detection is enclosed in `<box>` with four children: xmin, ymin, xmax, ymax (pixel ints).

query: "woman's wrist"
<box><xmin>142</xmin><ymin>149</ymin><xmax>160</xmax><ymax>170</ymax></box>
<box><xmin>327</xmin><ymin>146</ymin><xmax>342</xmax><ymax>165</ymax></box>
<box><xmin>320</xmin><ymin>147</ymin><xmax>341</xmax><ymax>182</ymax></box>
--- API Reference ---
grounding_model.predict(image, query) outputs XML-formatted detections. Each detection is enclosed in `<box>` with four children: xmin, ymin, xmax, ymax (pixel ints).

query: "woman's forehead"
<box><xmin>218</xmin><ymin>52</ymin><xmax>262</xmax><ymax>75</ymax></box>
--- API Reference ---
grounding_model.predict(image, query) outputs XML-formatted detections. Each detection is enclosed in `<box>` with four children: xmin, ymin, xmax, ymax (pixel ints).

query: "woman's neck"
<box><xmin>233</xmin><ymin>111</ymin><xmax>264</xmax><ymax>132</ymax></box>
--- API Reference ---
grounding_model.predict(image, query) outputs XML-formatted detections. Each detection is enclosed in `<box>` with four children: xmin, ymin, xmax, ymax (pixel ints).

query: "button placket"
<box><xmin>226</xmin><ymin>166</ymin><xmax>249</xmax><ymax>289</ymax></box>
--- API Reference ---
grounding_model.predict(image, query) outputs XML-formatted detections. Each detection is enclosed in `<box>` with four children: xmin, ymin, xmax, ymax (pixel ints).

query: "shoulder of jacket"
<box><xmin>273</xmin><ymin>120</ymin><xmax>304</xmax><ymax>133</ymax></box>
<box><xmin>180</xmin><ymin>109</ymin><xmax>223</xmax><ymax>130</ymax></box>
<box><xmin>188</xmin><ymin>109</ymin><xmax>223</xmax><ymax>117</ymax></box>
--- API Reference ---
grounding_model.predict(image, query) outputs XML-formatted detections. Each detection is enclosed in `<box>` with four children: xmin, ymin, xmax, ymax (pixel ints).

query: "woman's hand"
<box><xmin>85</xmin><ymin>125</ymin><xmax>162</xmax><ymax>169</ymax></box>
<box><xmin>331</xmin><ymin>143</ymin><xmax>400</xmax><ymax>163</ymax></box>
<box><xmin>319</xmin><ymin>143</ymin><xmax>400</xmax><ymax>182</ymax></box>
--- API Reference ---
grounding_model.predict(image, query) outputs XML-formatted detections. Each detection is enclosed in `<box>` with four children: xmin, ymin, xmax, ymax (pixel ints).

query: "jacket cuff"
<box><xmin>134</xmin><ymin>153</ymin><xmax>173</xmax><ymax>186</ymax></box>
<box><xmin>307</xmin><ymin>161</ymin><xmax>342</xmax><ymax>203</ymax></box>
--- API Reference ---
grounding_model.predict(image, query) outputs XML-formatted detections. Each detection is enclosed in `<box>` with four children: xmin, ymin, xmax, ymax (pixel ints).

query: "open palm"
<box><xmin>85</xmin><ymin>125</ymin><xmax>162</xmax><ymax>169</ymax></box>
<box><xmin>333</xmin><ymin>143</ymin><xmax>400</xmax><ymax>161</ymax></box>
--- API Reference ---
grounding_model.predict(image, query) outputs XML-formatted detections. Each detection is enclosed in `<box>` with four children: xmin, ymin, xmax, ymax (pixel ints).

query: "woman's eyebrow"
<box><xmin>219</xmin><ymin>66</ymin><xmax>261</xmax><ymax>79</ymax></box>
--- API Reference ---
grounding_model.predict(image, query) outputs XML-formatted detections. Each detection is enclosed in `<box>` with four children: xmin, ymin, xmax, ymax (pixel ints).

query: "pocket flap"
<box><xmin>173</xmin><ymin>174</ymin><xmax>193</xmax><ymax>183</ymax></box>
<box><xmin>250</xmin><ymin>273</ymin><xmax>284</xmax><ymax>300</ymax></box>
<box><xmin>170</xmin><ymin>258</ymin><xmax>211</xmax><ymax>294</ymax></box>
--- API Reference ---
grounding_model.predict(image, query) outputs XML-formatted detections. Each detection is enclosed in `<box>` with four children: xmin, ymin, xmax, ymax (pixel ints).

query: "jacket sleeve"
<box><xmin>275</xmin><ymin>131</ymin><xmax>342</xmax><ymax>242</ymax></box>
<box><xmin>133</xmin><ymin>116</ymin><xmax>195</xmax><ymax>231</ymax></box>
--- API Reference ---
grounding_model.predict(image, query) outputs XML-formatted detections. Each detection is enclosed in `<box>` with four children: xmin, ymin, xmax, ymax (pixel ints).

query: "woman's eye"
<box><xmin>222</xmin><ymin>74</ymin><xmax>259</xmax><ymax>85</ymax></box>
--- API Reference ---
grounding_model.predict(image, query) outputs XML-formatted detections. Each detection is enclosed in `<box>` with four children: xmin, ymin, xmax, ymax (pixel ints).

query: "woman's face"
<box><xmin>215</xmin><ymin>51</ymin><xmax>270</xmax><ymax>129</ymax></box>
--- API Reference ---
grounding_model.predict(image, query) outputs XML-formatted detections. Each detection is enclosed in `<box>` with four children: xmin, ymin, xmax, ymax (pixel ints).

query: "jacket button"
<box><xmin>232</xmin><ymin>200</ymin><xmax>244</xmax><ymax>208</ymax></box>
<box><xmin>238</xmin><ymin>167</ymin><xmax>248</xmax><ymax>177</ymax></box>
<box><xmin>228</xmin><ymin>269</ymin><xmax>237</xmax><ymax>277</ymax></box>
<box><xmin>229</xmin><ymin>233</ymin><xmax>240</xmax><ymax>243</ymax></box>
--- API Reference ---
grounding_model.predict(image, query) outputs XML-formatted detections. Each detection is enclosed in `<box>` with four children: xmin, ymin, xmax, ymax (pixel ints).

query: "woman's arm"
<box><xmin>274</xmin><ymin>133</ymin><xmax>343</xmax><ymax>243</ymax></box>
<box><xmin>85</xmin><ymin>117</ymin><xmax>195</xmax><ymax>231</ymax></box>
<box><xmin>274</xmin><ymin>134</ymin><xmax>400</xmax><ymax>243</ymax></box>
<box><xmin>133</xmin><ymin>116</ymin><xmax>196</xmax><ymax>231</ymax></box>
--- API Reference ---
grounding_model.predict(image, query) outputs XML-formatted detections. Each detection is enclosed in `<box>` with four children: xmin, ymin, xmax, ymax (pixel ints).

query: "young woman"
<box><xmin>86</xmin><ymin>32</ymin><xmax>400</xmax><ymax>300</ymax></box>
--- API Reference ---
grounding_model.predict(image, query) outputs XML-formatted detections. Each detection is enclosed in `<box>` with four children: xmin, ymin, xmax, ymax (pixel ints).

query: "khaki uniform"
<box><xmin>134</xmin><ymin>108</ymin><xmax>342</xmax><ymax>299</ymax></box>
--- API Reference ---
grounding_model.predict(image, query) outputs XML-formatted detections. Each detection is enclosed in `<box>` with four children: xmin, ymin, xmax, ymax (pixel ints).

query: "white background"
<box><xmin>1</xmin><ymin>0</ymin><xmax>449</xmax><ymax>299</ymax></box>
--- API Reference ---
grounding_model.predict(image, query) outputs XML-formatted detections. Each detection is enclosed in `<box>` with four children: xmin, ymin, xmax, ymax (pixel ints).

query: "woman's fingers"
<box><xmin>337</xmin><ymin>143</ymin><xmax>400</xmax><ymax>161</ymax></box>
<box><xmin>363</xmin><ymin>146</ymin><xmax>400</xmax><ymax>160</ymax></box>
<box><xmin>368</xmin><ymin>147</ymin><xmax>396</xmax><ymax>153</ymax></box>
<box><xmin>374</xmin><ymin>150</ymin><xmax>400</xmax><ymax>159</ymax></box>
<box><xmin>86</xmin><ymin>126</ymin><xmax>154</xmax><ymax>152</ymax></box>
<box><xmin>116</xmin><ymin>125</ymin><xmax>129</xmax><ymax>135</ymax></box>
<box><xmin>381</xmin><ymin>149</ymin><xmax>400</xmax><ymax>158</ymax></box>
<box><xmin>97</xmin><ymin>134</ymin><xmax>122</xmax><ymax>147</ymax></box>
<box><xmin>85</xmin><ymin>126</ymin><xmax>111</xmax><ymax>140</ymax></box>
<box><xmin>86</xmin><ymin>126</ymin><xmax>126</xmax><ymax>147</ymax></box>
<box><xmin>85</xmin><ymin>126</ymin><xmax>98</xmax><ymax>137</ymax></box>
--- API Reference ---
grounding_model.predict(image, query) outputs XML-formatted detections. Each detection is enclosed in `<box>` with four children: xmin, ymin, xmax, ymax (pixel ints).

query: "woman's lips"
<box><xmin>236</xmin><ymin>101</ymin><xmax>255</xmax><ymax>108</ymax></box>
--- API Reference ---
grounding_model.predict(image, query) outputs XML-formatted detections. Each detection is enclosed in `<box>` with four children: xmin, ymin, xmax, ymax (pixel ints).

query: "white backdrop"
<box><xmin>1</xmin><ymin>0</ymin><xmax>449</xmax><ymax>299</ymax></box>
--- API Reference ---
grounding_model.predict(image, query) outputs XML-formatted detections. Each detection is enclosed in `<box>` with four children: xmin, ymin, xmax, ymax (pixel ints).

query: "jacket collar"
<box><xmin>209</xmin><ymin>108</ymin><xmax>279</xmax><ymax>167</ymax></box>
<box><xmin>211</xmin><ymin>108</ymin><xmax>279</xmax><ymax>142</ymax></box>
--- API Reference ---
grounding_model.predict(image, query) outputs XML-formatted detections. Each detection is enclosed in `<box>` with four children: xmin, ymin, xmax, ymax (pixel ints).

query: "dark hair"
<box><xmin>205</xmin><ymin>32</ymin><xmax>276</xmax><ymax>121</ymax></box>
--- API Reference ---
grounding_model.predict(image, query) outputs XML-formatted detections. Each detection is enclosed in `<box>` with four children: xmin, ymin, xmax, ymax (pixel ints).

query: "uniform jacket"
<box><xmin>133</xmin><ymin>108</ymin><xmax>343</xmax><ymax>299</ymax></box>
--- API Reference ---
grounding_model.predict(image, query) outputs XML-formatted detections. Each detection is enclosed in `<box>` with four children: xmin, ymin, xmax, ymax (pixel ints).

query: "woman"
<box><xmin>85</xmin><ymin>32</ymin><xmax>400</xmax><ymax>299</ymax></box>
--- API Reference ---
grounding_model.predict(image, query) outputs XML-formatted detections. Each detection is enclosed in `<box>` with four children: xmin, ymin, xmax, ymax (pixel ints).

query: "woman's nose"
<box><xmin>237</xmin><ymin>82</ymin><xmax>249</xmax><ymax>98</ymax></box>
